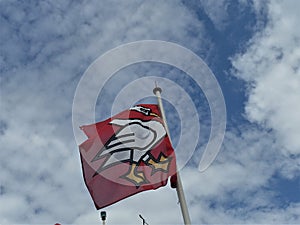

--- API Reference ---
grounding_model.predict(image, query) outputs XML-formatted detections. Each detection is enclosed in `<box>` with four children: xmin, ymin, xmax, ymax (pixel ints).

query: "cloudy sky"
<box><xmin>1</xmin><ymin>0</ymin><xmax>299</xmax><ymax>224</ymax></box>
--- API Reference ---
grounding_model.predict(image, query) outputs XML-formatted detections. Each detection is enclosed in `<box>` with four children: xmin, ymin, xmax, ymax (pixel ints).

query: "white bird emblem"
<box><xmin>92</xmin><ymin>118</ymin><xmax>171</xmax><ymax>186</ymax></box>
<box><xmin>93</xmin><ymin>118</ymin><xmax>166</xmax><ymax>167</ymax></box>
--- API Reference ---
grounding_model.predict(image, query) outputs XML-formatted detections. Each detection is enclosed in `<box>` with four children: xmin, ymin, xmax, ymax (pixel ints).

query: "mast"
<box><xmin>153</xmin><ymin>85</ymin><xmax>191</xmax><ymax>225</ymax></box>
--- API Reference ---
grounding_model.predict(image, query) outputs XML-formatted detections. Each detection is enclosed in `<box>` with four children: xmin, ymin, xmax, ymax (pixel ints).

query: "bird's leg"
<box><xmin>123</xmin><ymin>163</ymin><xmax>147</xmax><ymax>186</ymax></box>
<box><xmin>146</xmin><ymin>154</ymin><xmax>171</xmax><ymax>172</ymax></box>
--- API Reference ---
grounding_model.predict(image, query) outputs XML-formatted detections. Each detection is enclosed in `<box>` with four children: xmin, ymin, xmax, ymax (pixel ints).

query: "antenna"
<box><xmin>139</xmin><ymin>214</ymin><xmax>149</xmax><ymax>225</ymax></box>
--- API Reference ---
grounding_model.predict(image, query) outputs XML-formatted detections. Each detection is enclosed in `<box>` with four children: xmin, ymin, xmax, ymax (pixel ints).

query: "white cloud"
<box><xmin>232</xmin><ymin>0</ymin><xmax>300</xmax><ymax>158</ymax></box>
<box><xmin>0</xmin><ymin>1</ymin><xmax>208</xmax><ymax>224</ymax></box>
<box><xmin>1</xmin><ymin>0</ymin><xmax>299</xmax><ymax>224</ymax></box>
<box><xmin>199</xmin><ymin>0</ymin><xmax>229</xmax><ymax>30</ymax></box>
<box><xmin>183</xmin><ymin>126</ymin><xmax>300</xmax><ymax>224</ymax></box>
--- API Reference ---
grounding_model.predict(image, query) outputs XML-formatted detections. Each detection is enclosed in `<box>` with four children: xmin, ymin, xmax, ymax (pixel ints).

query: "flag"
<box><xmin>79</xmin><ymin>104</ymin><xmax>177</xmax><ymax>209</ymax></box>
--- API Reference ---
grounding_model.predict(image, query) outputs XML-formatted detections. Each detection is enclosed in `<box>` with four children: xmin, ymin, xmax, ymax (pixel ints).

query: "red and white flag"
<box><xmin>79</xmin><ymin>104</ymin><xmax>177</xmax><ymax>209</ymax></box>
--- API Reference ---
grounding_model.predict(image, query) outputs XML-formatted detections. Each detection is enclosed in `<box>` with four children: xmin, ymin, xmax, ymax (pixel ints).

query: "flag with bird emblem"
<box><xmin>79</xmin><ymin>104</ymin><xmax>177</xmax><ymax>209</ymax></box>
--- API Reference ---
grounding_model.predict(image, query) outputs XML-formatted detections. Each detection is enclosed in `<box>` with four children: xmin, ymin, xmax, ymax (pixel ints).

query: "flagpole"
<box><xmin>153</xmin><ymin>85</ymin><xmax>192</xmax><ymax>225</ymax></box>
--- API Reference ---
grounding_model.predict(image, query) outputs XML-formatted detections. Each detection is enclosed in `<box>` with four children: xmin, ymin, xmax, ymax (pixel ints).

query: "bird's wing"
<box><xmin>92</xmin><ymin>119</ymin><xmax>166</xmax><ymax>168</ymax></box>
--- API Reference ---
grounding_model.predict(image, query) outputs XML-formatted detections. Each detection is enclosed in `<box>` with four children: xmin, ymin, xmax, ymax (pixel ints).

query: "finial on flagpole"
<box><xmin>153</xmin><ymin>81</ymin><xmax>162</xmax><ymax>94</ymax></box>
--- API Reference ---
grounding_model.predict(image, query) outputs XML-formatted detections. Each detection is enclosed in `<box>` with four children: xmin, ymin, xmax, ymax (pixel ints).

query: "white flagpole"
<box><xmin>153</xmin><ymin>85</ymin><xmax>192</xmax><ymax>225</ymax></box>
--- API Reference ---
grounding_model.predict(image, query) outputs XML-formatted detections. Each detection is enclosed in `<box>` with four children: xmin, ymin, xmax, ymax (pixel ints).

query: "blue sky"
<box><xmin>1</xmin><ymin>0</ymin><xmax>300</xmax><ymax>224</ymax></box>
